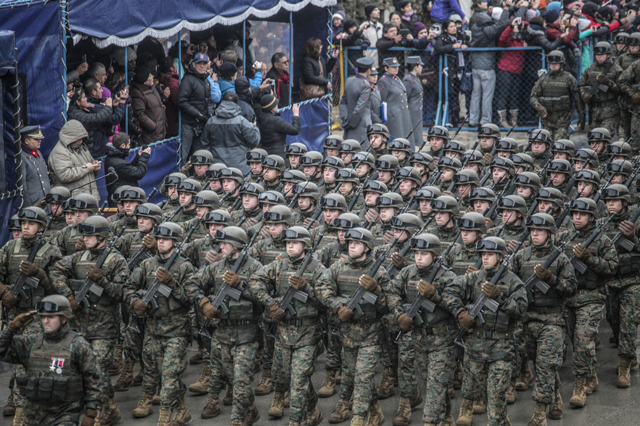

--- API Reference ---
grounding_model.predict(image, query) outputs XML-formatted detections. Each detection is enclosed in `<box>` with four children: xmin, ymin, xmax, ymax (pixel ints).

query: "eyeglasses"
<box><xmin>476</xmin><ymin>239</ymin><xmax>506</xmax><ymax>252</ymax></box>
<box><xmin>375</xmin><ymin>159</ymin><xmax>398</xmax><ymax>170</ymax></box>
<box><xmin>391</xmin><ymin>216</ymin><xmax>421</xmax><ymax>229</ymax></box>
<box><xmin>411</xmin><ymin>237</ymin><xmax>440</xmax><ymax>251</ymax></box>
<box><xmin>285</xmin><ymin>144</ymin><xmax>307</xmax><ymax>154</ymax></box>
<box><xmin>262</xmin><ymin>157</ymin><xmax>282</xmax><ymax>169</ymax></box>
<box><xmin>246</xmin><ymin>151</ymin><xmax>265</xmax><ymax>162</ymax></box>
<box><xmin>120</xmin><ymin>189</ymin><xmax>145</xmax><ymax>200</ymax></box>
<box><xmin>457</xmin><ymin>217</ymin><xmax>484</xmax><ymax>229</ymax></box>
<box><xmin>280</xmin><ymin>59</ymin><xmax>289</xmax><ymax>65</ymax></box>
<box><xmin>427</xmin><ymin>127</ymin><xmax>448</xmax><ymax>137</ymax></box>
<box><xmin>190</xmin><ymin>154</ymin><xmax>211</xmax><ymax>164</ymax></box>
<box><xmin>376</xmin><ymin>196</ymin><xmax>403</xmax><ymax>207</ymax></box>
<box><xmin>344</xmin><ymin>229</ymin><xmax>374</xmax><ymax>244</ymax></box>
<box><xmin>259</xmin><ymin>192</ymin><xmax>282</xmax><ymax>204</ymax></box>
<box><xmin>282</xmin><ymin>171</ymin><xmax>305</xmax><ymax>182</ymax></box>
<box><xmin>264</xmin><ymin>211</ymin><xmax>292</xmax><ymax>222</ymax></box>
<box><xmin>135</xmin><ymin>205</ymin><xmax>162</xmax><ymax>218</ymax></box>
<box><xmin>240</xmin><ymin>183</ymin><xmax>262</xmax><ymax>195</ymax></box>
<box><xmin>332</xmin><ymin>218</ymin><xmax>356</xmax><ymax>229</ymax></box>
<box><xmin>154</xmin><ymin>226</ymin><xmax>183</xmax><ymax>239</ymax></box>
<box><xmin>214</xmin><ymin>229</ymin><xmax>246</xmax><ymax>245</ymax></box>
<box><xmin>164</xmin><ymin>175</ymin><xmax>183</xmax><ymax>185</ymax></box>
<box><xmin>526</xmin><ymin>215</ymin><xmax>554</xmax><ymax>228</ymax></box>
<box><xmin>339</xmin><ymin>143</ymin><xmax>358</xmax><ymax>152</ymax></box>
<box><xmin>324</xmin><ymin>137</ymin><xmax>342</xmax><ymax>148</ymax></box>
<box><xmin>77</xmin><ymin>223</ymin><xmax>110</xmax><ymax>235</ymax></box>
<box><xmin>601</xmin><ymin>188</ymin><xmax>628</xmax><ymax>199</ymax></box>
<box><xmin>45</xmin><ymin>193</ymin><xmax>68</xmax><ymax>203</ymax></box>
<box><xmin>587</xmin><ymin>131</ymin><xmax>609</xmax><ymax>141</ymax></box>
<box><xmin>320</xmin><ymin>197</ymin><xmax>347</xmax><ymax>209</ymax></box>
<box><xmin>35</xmin><ymin>301</ymin><xmax>72</xmax><ymax>313</ymax></box>
<box><xmin>193</xmin><ymin>195</ymin><xmax>219</xmax><ymax>206</ymax></box>
<box><xmin>204</xmin><ymin>211</ymin><xmax>231</xmax><ymax>223</ymax></box>
<box><xmin>469</xmin><ymin>188</ymin><xmax>494</xmax><ymax>199</ymax></box>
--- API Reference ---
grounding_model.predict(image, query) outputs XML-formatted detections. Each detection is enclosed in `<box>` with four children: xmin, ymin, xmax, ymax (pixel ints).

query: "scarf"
<box><xmin>402</xmin><ymin>11</ymin><xmax>415</xmax><ymax>21</ymax></box>
<box><xmin>448</xmin><ymin>34</ymin><xmax>465</xmax><ymax>77</ymax></box>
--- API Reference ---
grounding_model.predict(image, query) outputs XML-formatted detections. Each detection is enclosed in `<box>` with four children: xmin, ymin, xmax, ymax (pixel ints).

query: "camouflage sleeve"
<box><xmin>509</xmin><ymin>250</ymin><xmax>524</xmax><ymax>277</ymax></box>
<box><xmin>569</xmin><ymin>75</ymin><xmax>584</xmax><ymax>114</ymax></box>
<box><xmin>38</xmin><ymin>245</ymin><xmax>63</xmax><ymax>295</ymax></box>
<box><xmin>499</xmin><ymin>275</ymin><xmax>527</xmax><ymax>321</ymax></box>
<box><xmin>384</xmin><ymin>266</ymin><xmax>408</xmax><ymax>319</ymax></box>
<box><xmin>0</xmin><ymin>241</ymin><xmax>12</xmax><ymax>285</ymax></box>
<box><xmin>315</xmin><ymin>261</ymin><xmax>344</xmax><ymax>311</ymax></box>
<box><xmin>50</xmin><ymin>230</ymin><xmax>67</xmax><ymax>256</ymax></box>
<box><xmin>124</xmin><ymin>263</ymin><xmax>146</xmax><ymax>309</ymax></box>
<box><xmin>585</xmin><ymin>235</ymin><xmax>618</xmax><ymax>278</ymax></box>
<box><xmin>0</xmin><ymin>328</ymin><xmax>35</xmax><ymax>366</ymax></box>
<box><xmin>529</xmin><ymin>78</ymin><xmax>543</xmax><ymax>109</ymax></box>
<box><xmin>310</xmin><ymin>263</ymin><xmax>330</xmax><ymax>309</ymax></box>
<box><xmin>372</xmin><ymin>268</ymin><xmax>390</xmax><ymax>315</ymax></box>
<box><xmin>609</xmin><ymin>65</ymin><xmax>622</xmax><ymax>94</ymax></box>
<box><xmin>578</xmin><ymin>66</ymin><xmax>591</xmax><ymax>95</ymax></box>
<box><xmin>114</xmin><ymin>233</ymin><xmax>134</xmax><ymax>259</ymax></box>
<box><xmin>184</xmin><ymin>265</ymin><xmax>210</xmax><ymax>300</ymax></box>
<box><xmin>315</xmin><ymin>244</ymin><xmax>331</xmax><ymax>268</ymax></box>
<box><xmin>172</xmin><ymin>261</ymin><xmax>198</xmax><ymax>305</ymax></box>
<box><xmin>618</xmin><ymin>63</ymin><xmax>640</xmax><ymax>97</ymax></box>
<box><xmin>238</xmin><ymin>259</ymin><xmax>267</xmax><ymax>305</ymax></box>
<box><xmin>73</xmin><ymin>336</ymin><xmax>103</xmax><ymax>410</ymax></box>
<box><xmin>551</xmin><ymin>252</ymin><xmax>577</xmax><ymax>297</ymax></box>
<box><xmin>247</xmin><ymin>261</ymin><xmax>280</xmax><ymax>307</ymax></box>
<box><xmin>101</xmin><ymin>253</ymin><xmax>130</xmax><ymax>304</ymax></box>
<box><xmin>248</xmin><ymin>240</ymin><xmax>264</xmax><ymax>264</ymax></box>
<box><xmin>442</xmin><ymin>273</ymin><xmax>472</xmax><ymax>317</ymax></box>
<box><xmin>181</xmin><ymin>240</ymin><xmax>199</xmax><ymax>267</ymax></box>
<box><xmin>50</xmin><ymin>253</ymin><xmax>81</xmax><ymax>298</ymax></box>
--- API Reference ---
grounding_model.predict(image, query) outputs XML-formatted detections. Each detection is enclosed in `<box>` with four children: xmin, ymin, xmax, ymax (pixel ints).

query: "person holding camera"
<box><xmin>104</xmin><ymin>133</ymin><xmax>152</xmax><ymax>205</ymax></box>
<box><xmin>130</xmin><ymin>66</ymin><xmax>168</xmax><ymax>145</ymax></box>
<box><xmin>434</xmin><ymin>19</ymin><xmax>468</xmax><ymax>127</ymax></box>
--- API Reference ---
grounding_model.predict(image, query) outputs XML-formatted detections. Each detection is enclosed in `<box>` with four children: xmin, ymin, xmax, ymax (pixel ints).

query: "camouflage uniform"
<box><xmin>50</xmin><ymin>224</ymin><xmax>83</xmax><ymax>257</ymax></box>
<box><xmin>181</xmin><ymin>217</ymin><xmax>210</xmax><ymax>241</ymax></box>
<box><xmin>0</xmin><ymin>323</ymin><xmax>102</xmax><ymax>426</ymax></box>
<box><xmin>125</xmin><ymin>254</ymin><xmax>199</xmax><ymax>410</ymax></box>
<box><xmin>45</xmin><ymin>215</ymin><xmax>68</xmax><ymax>239</ymax></box>
<box><xmin>386</xmin><ymin>263</ymin><xmax>458</xmax><ymax>423</ymax></box>
<box><xmin>50</xmin><ymin>247</ymin><xmax>129</xmax><ymax>406</ymax></box>
<box><xmin>317</xmin><ymin>255</ymin><xmax>390</xmax><ymax>417</ymax></box>
<box><xmin>510</xmin><ymin>242</ymin><xmax>577</xmax><ymax>405</ymax></box>
<box><xmin>579</xmin><ymin>58</ymin><xmax>622</xmax><ymax>135</ymax></box>
<box><xmin>189</xmin><ymin>255</ymin><xmax>263</xmax><ymax>422</ymax></box>
<box><xmin>443</xmin><ymin>268</ymin><xmax>528</xmax><ymax>425</ymax></box>
<box><xmin>426</xmin><ymin>225</ymin><xmax>459</xmax><ymax>245</ymax></box>
<box><xmin>616</xmin><ymin>51</ymin><xmax>640</xmax><ymax>143</ymax></box>
<box><xmin>163</xmin><ymin>205</ymin><xmax>198</xmax><ymax>225</ymax></box>
<box><xmin>160</xmin><ymin>198</ymin><xmax>180</xmax><ymax>214</ymax></box>
<box><xmin>110</xmin><ymin>214</ymin><xmax>139</xmax><ymax>236</ymax></box>
<box><xmin>530</xmin><ymin>69</ymin><xmax>583</xmax><ymax>140</ymax></box>
<box><xmin>617</xmin><ymin>60</ymin><xmax>640</xmax><ymax>153</ymax></box>
<box><xmin>249</xmin><ymin>254</ymin><xmax>328</xmax><ymax>422</ymax></box>
<box><xmin>231</xmin><ymin>208</ymin><xmax>263</xmax><ymax>229</ymax></box>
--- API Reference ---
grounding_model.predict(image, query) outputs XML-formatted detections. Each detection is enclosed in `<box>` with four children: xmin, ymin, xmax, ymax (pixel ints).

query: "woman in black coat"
<box><xmin>300</xmin><ymin>37</ymin><xmax>339</xmax><ymax>90</ymax></box>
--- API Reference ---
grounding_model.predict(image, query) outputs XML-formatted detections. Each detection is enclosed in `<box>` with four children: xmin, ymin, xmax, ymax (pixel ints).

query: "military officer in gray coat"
<box><xmin>340</xmin><ymin>57</ymin><xmax>374</xmax><ymax>147</ymax></box>
<box><xmin>378</xmin><ymin>57</ymin><xmax>413</xmax><ymax>150</ymax></box>
<box><xmin>403</xmin><ymin>56</ymin><xmax>424</xmax><ymax>150</ymax></box>
<box><xmin>19</xmin><ymin>125</ymin><xmax>51</xmax><ymax>207</ymax></box>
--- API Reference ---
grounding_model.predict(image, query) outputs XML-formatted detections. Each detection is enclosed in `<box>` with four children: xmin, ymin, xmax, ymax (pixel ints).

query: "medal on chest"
<box><xmin>50</xmin><ymin>358</ymin><xmax>65</xmax><ymax>374</ymax></box>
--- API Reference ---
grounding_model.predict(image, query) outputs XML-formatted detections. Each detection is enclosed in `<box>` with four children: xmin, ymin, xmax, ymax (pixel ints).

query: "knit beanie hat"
<box><xmin>219</xmin><ymin>62</ymin><xmax>238</xmax><ymax>80</ymax></box>
<box><xmin>525</xmin><ymin>9</ymin><xmax>539</xmax><ymax>21</ymax></box>
<box><xmin>414</xmin><ymin>21</ymin><xmax>427</xmax><ymax>35</ymax></box>
<box><xmin>365</xmin><ymin>4</ymin><xmax>378</xmax><ymax>19</ymax></box>
<box><xmin>546</xmin><ymin>1</ymin><xmax>562</xmax><ymax>13</ymax></box>
<box><xmin>545</xmin><ymin>10</ymin><xmax>560</xmax><ymax>23</ymax></box>
<box><xmin>133</xmin><ymin>67</ymin><xmax>151</xmax><ymax>84</ymax></box>
<box><xmin>344</xmin><ymin>19</ymin><xmax>358</xmax><ymax>32</ymax></box>
<box><xmin>261</xmin><ymin>94</ymin><xmax>278</xmax><ymax>110</ymax></box>
<box><xmin>530</xmin><ymin>16</ymin><xmax>545</xmax><ymax>27</ymax></box>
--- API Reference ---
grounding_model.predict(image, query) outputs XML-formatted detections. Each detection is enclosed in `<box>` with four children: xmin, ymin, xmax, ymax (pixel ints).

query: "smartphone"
<box><xmin>400</xmin><ymin>29</ymin><xmax>410</xmax><ymax>40</ymax></box>
<box><xmin>82</xmin><ymin>54</ymin><xmax>87</xmax><ymax>63</ymax></box>
<box><xmin>514</xmin><ymin>17</ymin><xmax>522</xmax><ymax>24</ymax></box>
<box><xmin>431</xmin><ymin>23</ymin><xmax>442</xmax><ymax>36</ymax></box>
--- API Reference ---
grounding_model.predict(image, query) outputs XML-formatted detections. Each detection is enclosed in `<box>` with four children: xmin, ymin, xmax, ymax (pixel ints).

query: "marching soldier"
<box><xmin>427</xmin><ymin>196</ymin><xmax>460</xmax><ymax>244</ymax></box>
<box><xmin>292</xmin><ymin>182</ymin><xmax>321</xmax><ymax>227</ymax></box>
<box><xmin>336</xmin><ymin>168</ymin><xmax>365</xmax><ymax>212</ymax></box>
<box><xmin>110</xmin><ymin>187</ymin><xmax>147</xmax><ymax>235</ymax></box>
<box><xmin>487</xmin><ymin>195</ymin><xmax>529</xmax><ymax>249</ymax></box>
<box><xmin>282</xmin><ymin>170</ymin><xmax>306</xmax><ymax>202</ymax></box>
<box><xmin>468</xmin><ymin>187</ymin><xmax>494</xmax><ymax>217</ymax></box>
<box><xmin>183</xmin><ymin>190</ymin><xmax>221</xmax><ymax>240</ymax></box>
<box><xmin>245</xmin><ymin>148</ymin><xmax>268</xmax><ymax>183</ymax></box>
<box><xmin>443</xmin><ymin>140</ymin><xmax>466</xmax><ymax>161</ymax></box>
<box><xmin>262</xmin><ymin>155</ymin><xmax>286</xmax><ymax>192</ymax></box>
<box><xmin>526</xmin><ymin>129</ymin><xmax>553</xmax><ymax>168</ymax></box>
<box><xmin>207</xmin><ymin>163</ymin><xmax>227</xmax><ymax>195</ymax></box>
<box><xmin>379</xmin><ymin>57</ymin><xmax>412</xmax><ymax>143</ymax></box>
<box><xmin>575</xmin><ymin>170</ymin><xmax>607</xmax><ymax>217</ymax></box>
<box><xmin>181</xmin><ymin>150</ymin><xmax>215</xmax><ymax>185</ymax></box>
<box><xmin>323</xmin><ymin>157</ymin><xmax>346</xmax><ymax>194</ymax></box>
<box><xmin>340</xmin><ymin>57</ymin><xmax>375</xmax><ymax>146</ymax></box>
<box><xmin>219</xmin><ymin>168</ymin><xmax>245</xmax><ymax>209</ymax></box>
<box><xmin>358</xmin><ymin>180</ymin><xmax>387</xmax><ymax>225</ymax></box>
<box><xmin>537</xmin><ymin>187</ymin><xmax>570</xmax><ymax>229</ymax></box>
<box><xmin>300</xmin><ymin>151</ymin><xmax>325</xmax><ymax>190</ymax></box>
<box><xmin>166</xmin><ymin>179</ymin><xmax>202</xmax><ymax>224</ymax></box>
<box><xmin>231</xmin><ymin>183</ymin><xmax>265</xmax><ymax>228</ymax></box>
<box><xmin>530</xmin><ymin>50</ymin><xmax>584</xmax><ymax>140</ymax></box>
<box><xmin>389</xmin><ymin>138</ymin><xmax>412</xmax><ymax>168</ymax></box>
<box><xmin>514</xmin><ymin>172</ymin><xmax>540</xmax><ymax>210</ymax></box>
<box><xmin>339</xmin><ymin>140</ymin><xmax>361</xmax><ymax>168</ymax></box>
<box><xmin>352</xmin><ymin>151</ymin><xmax>377</xmax><ymax>183</ymax></box>
<box><xmin>41</xmin><ymin>186</ymin><xmax>71</xmax><ymax>237</ymax></box>
<box><xmin>375</xmin><ymin>155</ymin><xmax>400</xmax><ymax>188</ymax></box>
<box><xmin>324</xmin><ymin>135</ymin><xmax>343</xmax><ymax>158</ymax></box>
<box><xmin>453</xmin><ymin>170</ymin><xmax>480</xmax><ymax>211</ymax></box>
<box><xmin>8</xmin><ymin>215</ymin><xmax>22</xmax><ymax>241</ymax></box>
<box><xmin>159</xmin><ymin>173</ymin><xmax>187</xmax><ymax>213</ymax></box>
<box><xmin>51</xmin><ymin>194</ymin><xmax>100</xmax><ymax>256</ymax></box>
<box><xmin>551</xmin><ymin>140</ymin><xmax>576</xmax><ymax>162</ymax></box>
<box><xmin>437</xmin><ymin>157</ymin><xmax>462</xmax><ymax>189</ymax></box>
<box><xmin>586</xmin><ymin>128</ymin><xmax>612</xmax><ymax>165</ymax></box>
<box><xmin>547</xmin><ymin>159</ymin><xmax>576</xmax><ymax>197</ymax></box>
<box><xmin>395</xmin><ymin>167</ymin><xmax>422</xmax><ymax>208</ymax></box>
<box><xmin>616</xmin><ymin>32</ymin><xmax>640</xmax><ymax>143</ymax></box>
<box><xmin>285</xmin><ymin>142</ymin><xmax>308</xmax><ymax>170</ymax></box>
<box><xmin>462</xmin><ymin>150</ymin><xmax>486</xmax><ymax>177</ymax></box>
<box><xmin>409</xmin><ymin>152</ymin><xmax>435</xmax><ymax>184</ymax></box>
<box><xmin>494</xmin><ymin>138</ymin><xmax>518</xmax><ymax>159</ymax></box>
<box><xmin>367</xmin><ymin>124</ymin><xmax>391</xmax><ymax>159</ymax></box>
<box><xmin>488</xmin><ymin>157</ymin><xmax>514</xmax><ymax>191</ymax></box>
<box><xmin>50</xmin><ymin>215</ymin><xmax>129</xmax><ymax>426</ymax></box>
<box><xmin>424</xmin><ymin>126</ymin><xmax>449</xmax><ymax>160</ymax></box>
<box><xmin>573</xmin><ymin>148</ymin><xmax>599</xmax><ymax>173</ymax></box>
<box><xmin>445</xmin><ymin>212</ymin><xmax>484</xmax><ymax>277</ymax></box>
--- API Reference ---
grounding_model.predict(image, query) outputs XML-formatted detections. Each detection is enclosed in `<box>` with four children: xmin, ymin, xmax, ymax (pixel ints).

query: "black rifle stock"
<box><xmin>523</xmin><ymin>232</ymin><xmax>580</xmax><ymax>295</ymax></box>
<box><xmin>10</xmin><ymin>217</ymin><xmax>53</xmax><ymax>301</ymax></box>
<box><xmin>569</xmin><ymin>213</ymin><xmax>618</xmax><ymax>275</ymax></box>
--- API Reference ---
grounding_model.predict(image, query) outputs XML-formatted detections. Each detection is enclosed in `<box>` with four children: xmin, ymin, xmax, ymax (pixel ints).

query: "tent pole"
<box><xmin>125</xmin><ymin>46</ymin><xmax>128</xmax><ymax>134</ymax></box>
<box><xmin>243</xmin><ymin>21</ymin><xmax>246</xmax><ymax>75</ymax></box>
<box><xmin>289</xmin><ymin>11</ymin><xmax>293</xmax><ymax>106</ymax></box>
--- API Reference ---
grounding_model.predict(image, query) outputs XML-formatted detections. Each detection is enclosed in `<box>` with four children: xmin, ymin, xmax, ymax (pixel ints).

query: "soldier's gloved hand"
<box><xmin>338</xmin><ymin>306</ymin><xmax>354</xmax><ymax>322</ymax></box>
<box><xmin>67</xmin><ymin>296</ymin><xmax>81</xmax><ymax>314</ymax></box>
<box><xmin>457</xmin><ymin>310</ymin><xmax>475</xmax><ymax>332</ymax></box>
<box><xmin>573</xmin><ymin>243</ymin><xmax>592</xmax><ymax>261</ymax></box>
<box><xmin>7</xmin><ymin>310</ymin><xmax>37</xmax><ymax>333</ymax></box>
<box><xmin>155</xmin><ymin>267</ymin><xmax>175</xmax><ymax>287</ymax></box>
<box><xmin>534</xmin><ymin>264</ymin><xmax>555</xmax><ymax>285</ymax></box>
<box><xmin>142</xmin><ymin>234</ymin><xmax>157</xmax><ymax>251</ymax></box>
<box><xmin>364</xmin><ymin>208</ymin><xmax>380</xmax><ymax>223</ymax></box>
<box><xmin>19</xmin><ymin>261</ymin><xmax>45</xmax><ymax>280</ymax></box>
<box><xmin>417</xmin><ymin>280</ymin><xmax>436</xmax><ymax>300</ymax></box>
<box><xmin>582</xmin><ymin>93</ymin><xmax>592</xmax><ymax>103</ymax></box>
<box><xmin>466</xmin><ymin>265</ymin><xmax>479</xmax><ymax>274</ymax></box>
<box><xmin>597</xmin><ymin>74</ymin><xmax>610</xmax><ymax>84</ymax></box>
<box><xmin>81</xmin><ymin>409</ymin><xmax>98</xmax><ymax>426</ymax></box>
<box><xmin>205</xmin><ymin>250</ymin><xmax>222</xmax><ymax>265</ymax></box>
<box><xmin>383</xmin><ymin>230</ymin><xmax>395</xmax><ymax>244</ymax></box>
<box><xmin>75</xmin><ymin>239</ymin><xmax>86</xmax><ymax>252</ymax></box>
<box><xmin>289</xmin><ymin>275</ymin><xmax>307</xmax><ymax>290</ymax></box>
<box><xmin>87</xmin><ymin>265</ymin><xmax>104</xmax><ymax>286</ymax></box>
<box><xmin>483</xmin><ymin>152</ymin><xmax>494</xmax><ymax>165</ymax></box>
<box><xmin>465</xmin><ymin>205</ymin><xmax>474</xmax><ymax>213</ymax></box>
<box><xmin>481</xmin><ymin>281</ymin><xmax>501</xmax><ymax>300</ymax></box>
<box><xmin>132</xmin><ymin>299</ymin><xmax>148</xmax><ymax>316</ymax></box>
<box><xmin>633</xmin><ymin>93</ymin><xmax>640</xmax><ymax>104</ymax></box>
<box><xmin>536</xmin><ymin>105</ymin><xmax>548</xmax><ymax>119</ymax></box>
<box><xmin>199</xmin><ymin>297</ymin><xmax>220</xmax><ymax>320</ymax></box>
<box><xmin>275</xmin><ymin>253</ymin><xmax>287</xmax><ymax>261</ymax></box>
<box><xmin>303</xmin><ymin>217</ymin><xmax>320</xmax><ymax>229</ymax></box>
<box><xmin>578</xmin><ymin>113</ymin><xmax>586</xmax><ymax>131</ymax></box>
<box><xmin>619</xmin><ymin>220</ymin><xmax>636</xmax><ymax>238</ymax></box>
<box><xmin>485</xmin><ymin>218</ymin><xmax>494</xmax><ymax>230</ymax></box>
<box><xmin>268</xmin><ymin>300</ymin><xmax>286</xmax><ymax>323</ymax></box>
<box><xmin>223</xmin><ymin>271</ymin><xmax>241</xmax><ymax>288</ymax></box>
<box><xmin>507</xmin><ymin>240</ymin><xmax>521</xmax><ymax>253</ymax></box>
<box><xmin>391</xmin><ymin>253</ymin><xmax>409</xmax><ymax>270</ymax></box>
<box><xmin>244</xmin><ymin>218</ymin><xmax>259</xmax><ymax>228</ymax></box>
<box><xmin>398</xmin><ymin>313</ymin><xmax>413</xmax><ymax>331</ymax></box>
<box><xmin>359</xmin><ymin>274</ymin><xmax>379</xmax><ymax>293</ymax></box>
<box><xmin>1</xmin><ymin>284</ymin><xmax>20</xmax><ymax>310</ymax></box>
<box><xmin>179</xmin><ymin>161</ymin><xmax>193</xmax><ymax>175</ymax></box>
<box><xmin>260</xmin><ymin>226</ymin><xmax>271</xmax><ymax>239</ymax></box>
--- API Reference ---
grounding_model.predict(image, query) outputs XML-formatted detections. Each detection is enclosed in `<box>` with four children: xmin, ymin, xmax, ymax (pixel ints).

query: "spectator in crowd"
<box><xmin>138</xmin><ymin>35</ymin><xmax>167</xmax><ymax>66</ymax></box>
<box><xmin>112</xmin><ymin>46</ymin><xmax>137</xmax><ymax>83</ymax></box>
<box><xmin>258</xmin><ymin>94</ymin><xmax>301</xmax><ymax>157</ymax></box>
<box><xmin>130</xmin><ymin>66</ymin><xmax>168</xmax><ymax>144</ymax></box>
<box><xmin>202</xmin><ymin>92</ymin><xmax>261</xmax><ymax>176</ymax></box>
<box><xmin>87</xmin><ymin>62</ymin><xmax>109</xmax><ymax>101</ymax></box>
<box><xmin>266</xmin><ymin>52</ymin><xmax>291</xmax><ymax>108</ymax></box>
<box><xmin>523</xmin><ymin>16</ymin><xmax>567</xmax><ymax>53</ymax></box>
<box><xmin>230</xmin><ymin>22</ymin><xmax>258</xmax><ymax>79</ymax></box>
<box><xmin>363</xmin><ymin>5</ymin><xmax>384</xmax><ymax>66</ymax></box>
<box><xmin>412</xmin><ymin>21</ymin><xmax>438</xmax><ymax>126</ymax></box>
<box><xmin>301</xmin><ymin>37</ymin><xmax>338</xmax><ymax>94</ymax></box>
<box><xmin>376</xmin><ymin>22</ymin><xmax>413</xmax><ymax>72</ymax></box>
<box><xmin>468</xmin><ymin>6</ymin><xmax>509</xmax><ymax>126</ymax></box>
<box><xmin>67</xmin><ymin>79</ymin><xmax>126</xmax><ymax>157</ymax></box>
<box><xmin>19</xmin><ymin>125</ymin><xmax>51</xmax><ymax>207</ymax></box>
<box><xmin>431</xmin><ymin>0</ymin><xmax>467</xmax><ymax>25</ymax></box>
<box><xmin>469</xmin><ymin>0</ymin><xmax>487</xmax><ymax>29</ymax></box>
<box><xmin>177</xmin><ymin>52</ymin><xmax>212</xmax><ymax>166</ymax></box>
<box><xmin>434</xmin><ymin>19</ymin><xmax>468</xmax><ymax>127</ymax></box>
<box><xmin>340</xmin><ymin>21</ymin><xmax>371</xmax><ymax>75</ymax></box>
<box><xmin>388</xmin><ymin>11</ymin><xmax>403</xmax><ymax>28</ymax></box>
<box><xmin>49</xmin><ymin>119</ymin><xmax>101</xmax><ymax>201</ymax></box>
<box><xmin>398</xmin><ymin>1</ymin><xmax>419</xmax><ymax>33</ymax></box>
<box><xmin>332</xmin><ymin>10</ymin><xmax>346</xmax><ymax>44</ymax></box>
<box><xmin>158</xmin><ymin>57</ymin><xmax>180</xmax><ymax>136</ymax></box>
<box><xmin>495</xmin><ymin>18</ymin><xmax>526</xmax><ymax>128</ymax></box>
<box><xmin>218</xmin><ymin>62</ymin><xmax>238</xmax><ymax>95</ymax></box>
<box><xmin>235</xmin><ymin>77</ymin><xmax>257</xmax><ymax>123</ymax></box>
<box><xmin>104</xmin><ymin>133</ymin><xmax>151</xmax><ymax>205</ymax></box>
<box><xmin>207</xmin><ymin>66</ymin><xmax>222</xmax><ymax>106</ymax></box>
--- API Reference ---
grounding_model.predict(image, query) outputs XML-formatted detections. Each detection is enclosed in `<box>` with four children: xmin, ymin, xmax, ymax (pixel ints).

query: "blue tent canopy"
<box><xmin>69</xmin><ymin>0</ymin><xmax>336</xmax><ymax>47</ymax></box>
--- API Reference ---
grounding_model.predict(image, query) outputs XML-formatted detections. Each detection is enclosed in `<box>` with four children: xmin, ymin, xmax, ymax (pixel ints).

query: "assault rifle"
<box><xmin>569</xmin><ymin>213</ymin><xmax>618</xmax><ymax>275</ymax></box>
<box><xmin>332</xmin><ymin>236</ymin><xmax>401</xmax><ymax>338</ymax></box>
<box><xmin>96</xmin><ymin>200</ymin><xmax>109</xmax><ymax>216</ymax></box>
<box><xmin>386</xmin><ymin>219</ymin><xmax>435</xmax><ymax>279</ymax></box>
<box><xmin>10</xmin><ymin>216</ymin><xmax>53</xmax><ymax>301</ymax></box>
<box><xmin>75</xmin><ymin>227</ymin><xmax>127</xmax><ymax>308</ymax></box>
<box><xmin>304</xmin><ymin>183</ymin><xmax>344</xmax><ymax>231</ymax></box>
<box><xmin>586</xmin><ymin>52</ymin><xmax>623</xmax><ymax>103</ymax></box>
<box><xmin>611</xmin><ymin>207</ymin><xmax>640</xmax><ymax>252</ymax></box>
<box><xmin>128</xmin><ymin>219</ymin><xmax>200</xmax><ymax>333</ymax></box>
<box><xmin>523</xmin><ymin>232</ymin><xmax>580</xmax><ymax>294</ymax></box>
<box><xmin>287</xmin><ymin>174</ymin><xmax>314</xmax><ymax>209</ymax></box>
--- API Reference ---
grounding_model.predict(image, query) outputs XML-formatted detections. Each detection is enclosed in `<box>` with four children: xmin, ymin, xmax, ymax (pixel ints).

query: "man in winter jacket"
<box><xmin>130</xmin><ymin>67</ymin><xmax>168</xmax><ymax>145</ymax></box>
<box><xmin>258</xmin><ymin>94</ymin><xmax>301</xmax><ymax>158</ymax></box>
<box><xmin>49</xmin><ymin>120</ymin><xmax>101</xmax><ymax>201</ymax></box>
<box><xmin>177</xmin><ymin>52</ymin><xmax>212</xmax><ymax>166</ymax></box>
<box><xmin>159</xmin><ymin>57</ymin><xmax>180</xmax><ymax>137</ymax></box>
<box><xmin>363</xmin><ymin>5</ymin><xmax>384</xmax><ymax>67</ymax></box>
<box><xmin>201</xmin><ymin>92</ymin><xmax>261</xmax><ymax>176</ymax></box>
<box><xmin>468</xmin><ymin>8</ymin><xmax>509</xmax><ymax>126</ymax></box>
<box><xmin>266</xmin><ymin>52</ymin><xmax>291</xmax><ymax>108</ymax></box>
<box><xmin>104</xmin><ymin>133</ymin><xmax>152</xmax><ymax>205</ymax></box>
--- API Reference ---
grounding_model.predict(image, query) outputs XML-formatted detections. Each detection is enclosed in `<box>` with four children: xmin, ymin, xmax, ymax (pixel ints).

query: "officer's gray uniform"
<box><xmin>340</xmin><ymin>74</ymin><xmax>373</xmax><ymax>145</ymax></box>
<box><xmin>378</xmin><ymin>72</ymin><xmax>412</xmax><ymax>147</ymax></box>
<box><xmin>20</xmin><ymin>150</ymin><xmax>51</xmax><ymax>207</ymax></box>
<box><xmin>403</xmin><ymin>71</ymin><xmax>424</xmax><ymax>150</ymax></box>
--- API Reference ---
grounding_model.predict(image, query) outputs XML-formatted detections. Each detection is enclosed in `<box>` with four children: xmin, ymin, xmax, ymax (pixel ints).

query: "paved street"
<box><xmin>1</xmin><ymin>322</ymin><xmax>638</xmax><ymax>425</ymax></box>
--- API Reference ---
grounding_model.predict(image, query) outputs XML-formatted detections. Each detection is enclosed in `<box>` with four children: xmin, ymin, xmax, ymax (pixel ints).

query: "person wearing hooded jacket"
<box><xmin>235</xmin><ymin>77</ymin><xmax>257</xmax><ymax>123</ymax></box>
<box><xmin>201</xmin><ymin>92</ymin><xmax>261</xmax><ymax>176</ymax></box>
<box><xmin>104</xmin><ymin>133</ymin><xmax>151</xmax><ymax>205</ymax></box>
<box><xmin>49</xmin><ymin>119</ymin><xmax>101</xmax><ymax>201</ymax></box>
<box><xmin>258</xmin><ymin>94</ymin><xmax>301</xmax><ymax>158</ymax></box>
<box><xmin>130</xmin><ymin>66</ymin><xmax>168</xmax><ymax>145</ymax></box>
